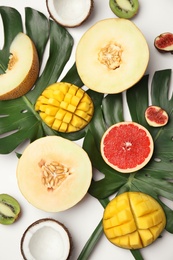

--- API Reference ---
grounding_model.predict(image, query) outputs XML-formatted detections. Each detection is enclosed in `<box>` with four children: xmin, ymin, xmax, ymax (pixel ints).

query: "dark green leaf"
<box><xmin>0</xmin><ymin>7</ymin><xmax>78</xmax><ymax>153</ymax></box>
<box><xmin>84</xmin><ymin>69</ymin><xmax>173</xmax><ymax>235</ymax></box>
<box><xmin>0</xmin><ymin>6</ymin><xmax>23</xmax><ymax>72</ymax></box>
<box><xmin>25</xmin><ymin>7</ymin><xmax>49</xmax><ymax>64</ymax></box>
<box><xmin>102</xmin><ymin>93</ymin><xmax>124</xmax><ymax>127</ymax></box>
<box><xmin>126</xmin><ymin>74</ymin><xmax>149</xmax><ymax>128</ymax></box>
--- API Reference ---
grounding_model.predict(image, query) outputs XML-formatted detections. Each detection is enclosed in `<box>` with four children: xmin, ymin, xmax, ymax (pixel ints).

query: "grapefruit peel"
<box><xmin>101</xmin><ymin>122</ymin><xmax>154</xmax><ymax>173</ymax></box>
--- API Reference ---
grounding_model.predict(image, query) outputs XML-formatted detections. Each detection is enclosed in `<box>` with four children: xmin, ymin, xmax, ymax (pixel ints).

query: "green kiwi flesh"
<box><xmin>0</xmin><ymin>194</ymin><xmax>20</xmax><ymax>225</ymax></box>
<box><xmin>109</xmin><ymin>0</ymin><xmax>139</xmax><ymax>19</ymax></box>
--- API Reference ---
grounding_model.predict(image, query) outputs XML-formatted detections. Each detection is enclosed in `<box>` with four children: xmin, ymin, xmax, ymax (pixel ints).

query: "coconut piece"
<box><xmin>21</xmin><ymin>218</ymin><xmax>71</xmax><ymax>260</ymax></box>
<box><xmin>46</xmin><ymin>0</ymin><xmax>93</xmax><ymax>28</ymax></box>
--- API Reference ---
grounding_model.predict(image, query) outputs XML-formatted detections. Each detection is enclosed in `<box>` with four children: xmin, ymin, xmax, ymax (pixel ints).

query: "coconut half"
<box><xmin>46</xmin><ymin>0</ymin><xmax>93</xmax><ymax>27</ymax></box>
<box><xmin>21</xmin><ymin>218</ymin><xmax>71</xmax><ymax>260</ymax></box>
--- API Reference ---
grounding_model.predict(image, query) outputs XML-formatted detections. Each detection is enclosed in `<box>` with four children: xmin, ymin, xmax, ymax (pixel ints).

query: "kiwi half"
<box><xmin>109</xmin><ymin>0</ymin><xmax>139</xmax><ymax>19</ymax></box>
<box><xmin>0</xmin><ymin>194</ymin><xmax>21</xmax><ymax>225</ymax></box>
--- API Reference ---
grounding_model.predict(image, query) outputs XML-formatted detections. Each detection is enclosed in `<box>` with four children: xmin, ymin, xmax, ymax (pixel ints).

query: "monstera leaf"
<box><xmin>0</xmin><ymin>6</ymin><xmax>88</xmax><ymax>154</ymax></box>
<box><xmin>81</xmin><ymin>69</ymin><xmax>173</xmax><ymax>259</ymax></box>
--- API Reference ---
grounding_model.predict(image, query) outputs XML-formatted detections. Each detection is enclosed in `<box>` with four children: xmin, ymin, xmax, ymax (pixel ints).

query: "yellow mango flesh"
<box><xmin>103</xmin><ymin>192</ymin><xmax>166</xmax><ymax>249</ymax></box>
<box><xmin>35</xmin><ymin>82</ymin><xmax>94</xmax><ymax>133</ymax></box>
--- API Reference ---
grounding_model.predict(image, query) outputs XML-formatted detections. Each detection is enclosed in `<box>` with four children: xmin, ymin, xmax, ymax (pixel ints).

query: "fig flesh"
<box><xmin>0</xmin><ymin>194</ymin><xmax>20</xmax><ymax>225</ymax></box>
<box><xmin>145</xmin><ymin>106</ymin><xmax>169</xmax><ymax>127</ymax></box>
<box><xmin>154</xmin><ymin>32</ymin><xmax>173</xmax><ymax>53</ymax></box>
<box><xmin>109</xmin><ymin>0</ymin><xmax>139</xmax><ymax>19</ymax></box>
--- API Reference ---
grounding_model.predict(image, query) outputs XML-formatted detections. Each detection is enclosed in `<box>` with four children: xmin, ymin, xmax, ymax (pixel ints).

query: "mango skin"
<box><xmin>103</xmin><ymin>192</ymin><xmax>166</xmax><ymax>249</ymax></box>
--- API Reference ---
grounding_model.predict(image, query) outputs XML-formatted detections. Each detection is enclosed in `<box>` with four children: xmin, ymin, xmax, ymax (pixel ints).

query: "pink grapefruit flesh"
<box><xmin>101</xmin><ymin>122</ymin><xmax>154</xmax><ymax>173</ymax></box>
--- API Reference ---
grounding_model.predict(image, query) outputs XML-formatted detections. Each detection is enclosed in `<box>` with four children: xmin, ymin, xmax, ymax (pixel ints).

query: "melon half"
<box><xmin>0</xmin><ymin>32</ymin><xmax>39</xmax><ymax>100</ymax></box>
<box><xmin>16</xmin><ymin>136</ymin><xmax>92</xmax><ymax>212</ymax></box>
<box><xmin>76</xmin><ymin>18</ymin><xmax>149</xmax><ymax>94</ymax></box>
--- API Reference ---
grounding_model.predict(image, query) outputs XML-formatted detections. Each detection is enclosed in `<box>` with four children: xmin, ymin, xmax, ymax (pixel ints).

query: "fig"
<box><xmin>154</xmin><ymin>32</ymin><xmax>173</xmax><ymax>53</ymax></box>
<box><xmin>145</xmin><ymin>105</ymin><xmax>169</xmax><ymax>127</ymax></box>
<box><xmin>21</xmin><ymin>218</ymin><xmax>71</xmax><ymax>260</ymax></box>
<box><xmin>0</xmin><ymin>194</ymin><xmax>21</xmax><ymax>225</ymax></box>
<box><xmin>109</xmin><ymin>0</ymin><xmax>139</xmax><ymax>19</ymax></box>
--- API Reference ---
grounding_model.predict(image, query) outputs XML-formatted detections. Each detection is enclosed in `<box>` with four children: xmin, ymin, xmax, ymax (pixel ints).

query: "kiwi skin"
<box><xmin>0</xmin><ymin>194</ymin><xmax>21</xmax><ymax>225</ymax></box>
<box><xmin>109</xmin><ymin>0</ymin><xmax>139</xmax><ymax>19</ymax></box>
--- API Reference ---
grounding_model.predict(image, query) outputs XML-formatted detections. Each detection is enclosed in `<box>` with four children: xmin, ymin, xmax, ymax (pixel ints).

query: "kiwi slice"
<box><xmin>109</xmin><ymin>0</ymin><xmax>139</xmax><ymax>19</ymax></box>
<box><xmin>0</xmin><ymin>194</ymin><xmax>21</xmax><ymax>225</ymax></box>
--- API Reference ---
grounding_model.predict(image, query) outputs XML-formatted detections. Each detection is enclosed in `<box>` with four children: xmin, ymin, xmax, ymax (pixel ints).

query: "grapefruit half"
<box><xmin>100</xmin><ymin>122</ymin><xmax>154</xmax><ymax>173</ymax></box>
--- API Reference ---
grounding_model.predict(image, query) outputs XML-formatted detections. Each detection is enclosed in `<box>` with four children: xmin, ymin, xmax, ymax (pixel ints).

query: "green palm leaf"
<box><xmin>0</xmin><ymin>7</ymin><xmax>86</xmax><ymax>154</ymax></box>
<box><xmin>82</xmin><ymin>69</ymin><xmax>173</xmax><ymax>259</ymax></box>
<box><xmin>84</xmin><ymin>69</ymin><xmax>173</xmax><ymax>233</ymax></box>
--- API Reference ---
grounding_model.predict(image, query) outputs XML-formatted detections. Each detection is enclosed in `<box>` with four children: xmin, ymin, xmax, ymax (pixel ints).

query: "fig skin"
<box><xmin>154</xmin><ymin>32</ymin><xmax>173</xmax><ymax>53</ymax></box>
<box><xmin>145</xmin><ymin>105</ymin><xmax>169</xmax><ymax>127</ymax></box>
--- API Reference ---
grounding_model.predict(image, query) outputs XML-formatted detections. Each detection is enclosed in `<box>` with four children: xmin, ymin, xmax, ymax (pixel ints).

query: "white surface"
<box><xmin>0</xmin><ymin>0</ymin><xmax>173</xmax><ymax>260</ymax></box>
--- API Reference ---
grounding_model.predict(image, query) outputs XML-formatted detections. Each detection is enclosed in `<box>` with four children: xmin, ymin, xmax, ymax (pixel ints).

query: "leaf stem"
<box><xmin>130</xmin><ymin>249</ymin><xmax>144</xmax><ymax>260</ymax></box>
<box><xmin>77</xmin><ymin>218</ymin><xmax>103</xmax><ymax>260</ymax></box>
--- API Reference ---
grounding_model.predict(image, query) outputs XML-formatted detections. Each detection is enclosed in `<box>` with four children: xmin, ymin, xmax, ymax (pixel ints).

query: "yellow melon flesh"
<box><xmin>0</xmin><ymin>32</ymin><xmax>39</xmax><ymax>100</ymax></box>
<box><xmin>76</xmin><ymin>18</ymin><xmax>149</xmax><ymax>94</ymax></box>
<box><xmin>16</xmin><ymin>136</ymin><xmax>92</xmax><ymax>212</ymax></box>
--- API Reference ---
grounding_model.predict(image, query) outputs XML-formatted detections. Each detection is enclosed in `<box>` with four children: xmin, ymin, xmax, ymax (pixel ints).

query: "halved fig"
<box><xmin>145</xmin><ymin>105</ymin><xmax>169</xmax><ymax>127</ymax></box>
<box><xmin>46</xmin><ymin>0</ymin><xmax>93</xmax><ymax>28</ymax></box>
<box><xmin>109</xmin><ymin>0</ymin><xmax>139</xmax><ymax>19</ymax></box>
<box><xmin>21</xmin><ymin>218</ymin><xmax>71</xmax><ymax>260</ymax></box>
<box><xmin>154</xmin><ymin>32</ymin><xmax>173</xmax><ymax>53</ymax></box>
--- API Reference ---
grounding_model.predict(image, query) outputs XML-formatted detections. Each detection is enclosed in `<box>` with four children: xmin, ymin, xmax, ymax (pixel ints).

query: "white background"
<box><xmin>0</xmin><ymin>0</ymin><xmax>173</xmax><ymax>259</ymax></box>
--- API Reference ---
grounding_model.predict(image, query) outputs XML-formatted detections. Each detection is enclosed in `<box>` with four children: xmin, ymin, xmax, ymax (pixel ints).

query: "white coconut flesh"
<box><xmin>46</xmin><ymin>0</ymin><xmax>93</xmax><ymax>27</ymax></box>
<box><xmin>21</xmin><ymin>219</ymin><xmax>71</xmax><ymax>260</ymax></box>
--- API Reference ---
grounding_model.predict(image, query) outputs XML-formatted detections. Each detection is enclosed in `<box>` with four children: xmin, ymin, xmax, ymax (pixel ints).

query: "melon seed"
<box><xmin>0</xmin><ymin>194</ymin><xmax>21</xmax><ymax>225</ymax></box>
<box><xmin>109</xmin><ymin>0</ymin><xmax>139</xmax><ymax>19</ymax></box>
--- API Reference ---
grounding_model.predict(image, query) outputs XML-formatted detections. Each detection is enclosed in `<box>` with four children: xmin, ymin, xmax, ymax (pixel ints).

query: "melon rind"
<box><xmin>0</xmin><ymin>32</ymin><xmax>39</xmax><ymax>100</ymax></box>
<box><xmin>100</xmin><ymin>122</ymin><xmax>154</xmax><ymax>173</ymax></box>
<box><xmin>76</xmin><ymin>18</ymin><xmax>149</xmax><ymax>94</ymax></box>
<box><xmin>16</xmin><ymin>136</ymin><xmax>92</xmax><ymax>212</ymax></box>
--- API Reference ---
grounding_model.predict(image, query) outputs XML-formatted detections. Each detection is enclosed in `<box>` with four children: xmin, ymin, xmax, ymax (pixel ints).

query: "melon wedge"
<box><xmin>0</xmin><ymin>32</ymin><xmax>39</xmax><ymax>100</ymax></box>
<box><xmin>76</xmin><ymin>18</ymin><xmax>149</xmax><ymax>94</ymax></box>
<box><xmin>16</xmin><ymin>136</ymin><xmax>92</xmax><ymax>212</ymax></box>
